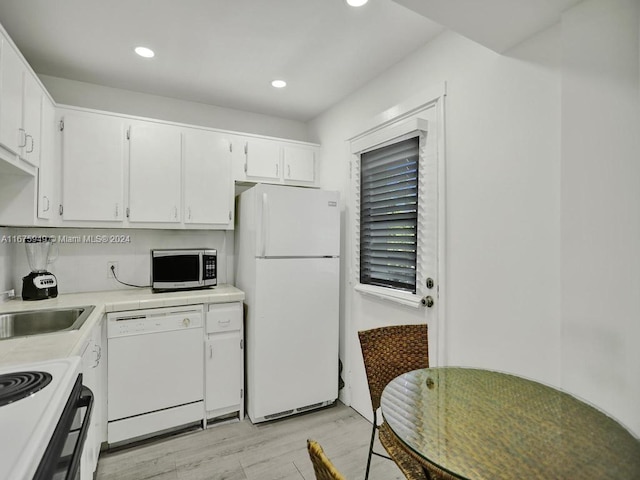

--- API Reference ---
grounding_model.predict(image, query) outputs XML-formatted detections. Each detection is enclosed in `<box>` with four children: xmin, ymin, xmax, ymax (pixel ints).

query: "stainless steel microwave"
<box><xmin>151</xmin><ymin>249</ymin><xmax>217</xmax><ymax>291</ymax></box>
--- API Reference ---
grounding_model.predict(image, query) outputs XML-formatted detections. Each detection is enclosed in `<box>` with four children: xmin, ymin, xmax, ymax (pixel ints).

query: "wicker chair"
<box><xmin>358</xmin><ymin>324</ymin><xmax>429</xmax><ymax>480</ymax></box>
<box><xmin>307</xmin><ymin>439</ymin><xmax>347</xmax><ymax>480</ymax></box>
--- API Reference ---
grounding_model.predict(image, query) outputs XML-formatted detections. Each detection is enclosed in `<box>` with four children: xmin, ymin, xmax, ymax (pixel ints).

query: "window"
<box><xmin>359</xmin><ymin>137</ymin><xmax>419</xmax><ymax>293</ymax></box>
<box><xmin>350</xmin><ymin>112</ymin><xmax>438</xmax><ymax>308</ymax></box>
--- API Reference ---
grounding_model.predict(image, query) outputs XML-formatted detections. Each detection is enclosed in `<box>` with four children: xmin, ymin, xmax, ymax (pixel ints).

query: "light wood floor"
<box><xmin>95</xmin><ymin>402</ymin><xmax>405</xmax><ymax>480</ymax></box>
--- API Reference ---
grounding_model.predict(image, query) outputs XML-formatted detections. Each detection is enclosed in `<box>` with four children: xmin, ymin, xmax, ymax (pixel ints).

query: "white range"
<box><xmin>0</xmin><ymin>356</ymin><xmax>90</xmax><ymax>480</ymax></box>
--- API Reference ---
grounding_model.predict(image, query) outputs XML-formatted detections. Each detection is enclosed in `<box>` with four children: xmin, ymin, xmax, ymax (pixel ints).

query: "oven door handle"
<box><xmin>66</xmin><ymin>386</ymin><xmax>94</xmax><ymax>480</ymax></box>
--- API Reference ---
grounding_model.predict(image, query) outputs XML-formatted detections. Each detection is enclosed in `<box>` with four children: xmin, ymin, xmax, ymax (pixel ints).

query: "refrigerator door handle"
<box><xmin>261</xmin><ymin>192</ymin><xmax>269</xmax><ymax>257</ymax></box>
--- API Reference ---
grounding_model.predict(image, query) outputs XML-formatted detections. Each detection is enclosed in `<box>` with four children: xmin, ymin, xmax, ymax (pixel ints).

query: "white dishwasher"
<box><xmin>107</xmin><ymin>305</ymin><xmax>204</xmax><ymax>445</ymax></box>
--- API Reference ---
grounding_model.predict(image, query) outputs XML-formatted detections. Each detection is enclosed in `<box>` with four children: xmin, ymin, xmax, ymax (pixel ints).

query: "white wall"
<box><xmin>312</xmin><ymin>0</ymin><xmax>640</xmax><ymax>438</ymax></box>
<box><xmin>311</xmin><ymin>26</ymin><xmax>562</xmax><ymax>420</ymax></box>
<box><xmin>560</xmin><ymin>0</ymin><xmax>640</xmax><ymax>435</ymax></box>
<box><xmin>39</xmin><ymin>75</ymin><xmax>312</xmax><ymax>142</ymax></box>
<box><xmin>7</xmin><ymin>228</ymin><xmax>231</xmax><ymax>296</ymax></box>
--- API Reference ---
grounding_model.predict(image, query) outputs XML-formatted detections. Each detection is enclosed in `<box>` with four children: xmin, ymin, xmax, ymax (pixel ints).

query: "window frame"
<box><xmin>351</xmin><ymin>117</ymin><xmax>429</xmax><ymax>308</ymax></box>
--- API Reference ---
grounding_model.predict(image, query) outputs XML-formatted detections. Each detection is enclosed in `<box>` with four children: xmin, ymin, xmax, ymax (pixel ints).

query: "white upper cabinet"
<box><xmin>37</xmin><ymin>97</ymin><xmax>56</xmax><ymax>220</ymax></box>
<box><xmin>183</xmin><ymin>129</ymin><xmax>233</xmax><ymax>227</ymax></box>
<box><xmin>0</xmin><ymin>36</ymin><xmax>23</xmax><ymax>156</ymax></box>
<box><xmin>21</xmin><ymin>71</ymin><xmax>42</xmax><ymax>167</ymax></box>
<box><xmin>0</xmin><ymin>35</ymin><xmax>43</xmax><ymax>168</ymax></box>
<box><xmin>233</xmin><ymin>136</ymin><xmax>319</xmax><ymax>186</ymax></box>
<box><xmin>245</xmin><ymin>138</ymin><xmax>281</xmax><ymax>180</ymax></box>
<box><xmin>61</xmin><ymin>110</ymin><xmax>125</xmax><ymax>222</ymax></box>
<box><xmin>283</xmin><ymin>145</ymin><xmax>315</xmax><ymax>183</ymax></box>
<box><xmin>128</xmin><ymin>121</ymin><xmax>182</xmax><ymax>223</ymax></box>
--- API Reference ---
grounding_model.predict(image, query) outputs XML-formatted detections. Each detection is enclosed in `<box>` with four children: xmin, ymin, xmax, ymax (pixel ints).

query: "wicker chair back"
<box><xmin>358</xmin><ymin>324</ymin><xmax>429</xmax><ymax>411</ymax></box>
<box><xmin>307</xmin><ymin>439</ymin><xmax>347</xmax><ymax>480</ymax></box>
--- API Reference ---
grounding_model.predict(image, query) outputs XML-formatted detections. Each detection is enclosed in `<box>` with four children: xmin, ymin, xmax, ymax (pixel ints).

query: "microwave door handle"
<box><xmin>199</xmin><ymin>252</ymin><xmax>204</xmax><ymax>285</ymax></box>
<box><xmin>66</xmin><ymin>387</ymin><xmax>94</xmax><ymax>480</ymax></box>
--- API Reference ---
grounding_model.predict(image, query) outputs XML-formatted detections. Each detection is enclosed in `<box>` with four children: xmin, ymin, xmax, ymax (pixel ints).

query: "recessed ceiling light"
<box><xmin>271</xmin><ymin>80</ymin><xmax>287</xmax><ymax>88</ymax></box>
<box><xmin>346</xmin><ymin>0</ymin><xmax>368</xmax><ymax>6</ymax></box>
<box><xmin>135</xmin><ymin>46</ymin><xmax>155</xmax><ymax>58</ymax></box>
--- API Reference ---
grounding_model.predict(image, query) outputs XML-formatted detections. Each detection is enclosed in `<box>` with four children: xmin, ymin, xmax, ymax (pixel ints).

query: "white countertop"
<box><xmin>0</xmin><ymin>285</ymin><xmax>245</xmax><ymax>367</ymax></box>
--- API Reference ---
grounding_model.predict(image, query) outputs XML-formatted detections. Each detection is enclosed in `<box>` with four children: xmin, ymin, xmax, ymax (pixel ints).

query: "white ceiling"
<box><xmin>0</xmin><ymin>0</ymin><xmax>583</xmax><ymax>123</ymax></box>
<box><xmin>394</xmin><ymin>0</ymin><xmax>583</xmax><ymax>53</ymax></box>
<box><xmin>0</xmin><ymin>0</ymin><xmax>444</xmax><ymax>122</ymax></box>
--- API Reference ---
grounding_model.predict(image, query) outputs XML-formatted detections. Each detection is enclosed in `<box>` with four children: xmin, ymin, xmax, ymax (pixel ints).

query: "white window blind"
<box><xmin>359</xmin><ymin>136</ymin><xmax>419</xmax><ymax>293</ymax></box>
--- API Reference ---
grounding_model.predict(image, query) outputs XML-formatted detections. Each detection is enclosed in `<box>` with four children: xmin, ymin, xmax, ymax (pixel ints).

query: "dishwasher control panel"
<box><xmin>107</xmin><ymin>305</ymin><xmax>204</xmax><ymax>338</ymax></box>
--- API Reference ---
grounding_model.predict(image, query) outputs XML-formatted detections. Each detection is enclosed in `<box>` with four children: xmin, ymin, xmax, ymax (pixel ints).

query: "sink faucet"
<box><xmin>0</xmin><ymin>289</ymin><xmax>15</xmax><ymax>303</ymax></box>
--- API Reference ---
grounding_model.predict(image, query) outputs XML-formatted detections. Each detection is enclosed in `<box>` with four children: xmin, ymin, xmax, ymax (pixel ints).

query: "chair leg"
<box><xmin>364</xmin><ymin>411</ymin><xmax>377</xmax><ymax>480</ymax></box>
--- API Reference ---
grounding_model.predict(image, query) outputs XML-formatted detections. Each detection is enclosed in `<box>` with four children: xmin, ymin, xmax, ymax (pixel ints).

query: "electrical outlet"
<box><xmin>107</xmin><ymin>261</ymin><xmax>118</xmax><ymax>279</ymax></box>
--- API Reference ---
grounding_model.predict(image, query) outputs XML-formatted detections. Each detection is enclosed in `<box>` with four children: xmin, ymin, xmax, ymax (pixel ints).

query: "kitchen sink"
<box><xmin>0</xmin><ymin>305</ymin><xmax>95</xmax><ymax>340</ymax></box>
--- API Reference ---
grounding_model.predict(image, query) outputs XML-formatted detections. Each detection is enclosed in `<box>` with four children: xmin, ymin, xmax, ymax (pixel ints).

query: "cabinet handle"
<box><xmin>115</xmin><ymin>203</ymin><xmax>119</xmax><ymax>218</ymax></box>
<box><xmin>188</xmin><ymin>207</ymin><xmax>192</xmax><ymax>220</ymax></box>
<box><xmin>18</xmin><ymin>128</ymin><xmax>26</xmax><ymax>148</ymax></box>
<box><xmin>209</xmin><ymin>344</ymin><xmax>213</xmax><ymax>359</ymax></box>
<box><xmin>26</xmin><ymin>135</ymin><xmax>34</xmax><ymax>153</ymax></box>
<box><xmin>43</xmin><ymin>196</ymin><xmax>50</xmax><ymax>212</ymax></box>
<box><xmin>174</xmin><ymin>206</ymin><xmax>178</xmax><ymax>220</ymax></box>
<box><xmin>288</xmin><ymin>165</ymin><xmax>291</xmax><ymax>178</ymax></box>
<box><xmin>275</xmin><ymin>163</ymin><xmax>279</xmax><ymax>177</ymax></box>
<box><xmin>93</xmin><ymin>344</ymin><xmax>102</xmax><ymax>368</ymax></box>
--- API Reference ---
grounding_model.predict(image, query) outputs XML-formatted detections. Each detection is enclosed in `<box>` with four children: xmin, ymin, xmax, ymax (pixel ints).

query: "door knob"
<box><xmin>422</xmin><ymin>296</ymin><xmax>434</xmax><ymax>308</ymax></box>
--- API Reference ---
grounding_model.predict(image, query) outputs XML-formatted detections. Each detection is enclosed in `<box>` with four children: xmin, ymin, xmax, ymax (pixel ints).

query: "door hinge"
<box><xmin>126</xmin><ymin>207</ymin><xmax>130</xmax><ymax>218</ymax></box>
<box><xmin>126</xmin><ymin>128</ymin><xmax>130</xmax><ymax>140</ymax></box>
<box><xmin>58</xmin><ymin>204</ymin><xmax>63</xmax><ymax>216</ymax></box>
<box><xmin>59</xmin><ymin>120</ymin><xmax>64</xmax><ymax>132</ymax></box>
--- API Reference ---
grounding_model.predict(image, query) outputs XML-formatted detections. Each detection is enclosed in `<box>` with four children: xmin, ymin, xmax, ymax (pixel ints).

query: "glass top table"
<box><xmin>380</xmin><ymin>367</ymin><xmax>640</xmax><ymax>479</ymax></box>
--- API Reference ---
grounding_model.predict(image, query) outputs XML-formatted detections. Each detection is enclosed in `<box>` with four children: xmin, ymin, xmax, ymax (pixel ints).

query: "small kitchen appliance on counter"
<box><xmin>22</xmin><ymin>236</ymin><xmax>58</xmax><ymax>301</ymax></box>
<box><xmin>151</xmin><ymin>248</ymin><xmax>217</xmax><ymax>292</ymax></box>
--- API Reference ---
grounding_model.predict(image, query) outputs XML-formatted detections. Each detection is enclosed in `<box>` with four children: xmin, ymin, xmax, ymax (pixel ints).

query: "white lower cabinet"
<box><xmin>80</xmin><ymin>316</ymin><xmax>105</xmax><ymax>480</ymax></box>
<box><xmin>205</xmin><ymin>302</ymin><xmax>244</xmax><ymax>421</ymax></box>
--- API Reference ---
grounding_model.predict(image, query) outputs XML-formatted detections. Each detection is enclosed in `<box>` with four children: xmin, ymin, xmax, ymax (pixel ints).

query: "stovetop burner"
<box><xmin>0</xmin><ymin>371</ymin><xmax>53</xmax><ymax>407</ymax></box>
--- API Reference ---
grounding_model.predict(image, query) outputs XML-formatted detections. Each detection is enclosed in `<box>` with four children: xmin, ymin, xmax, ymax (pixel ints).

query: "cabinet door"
<box><xmin>184</xmin><ymin>130</ymin><xmax>232</xmax><ymax>225</ymax></box>
<box><xmin>21</xmin><ymin>72</ymin><xmax>42</xmax><ymax>167</ymax></box>
<box><xmin>61</xmin><ymin>111</ymin><xmax>125</xmax><ymax>221</ymax></box>
<box><xmin>0</xmin><ymin>37</ymin><xmax>24</xmax><ymax>155</ymax></box>
<box><xmin>245</xmin><ymin>138</ymin><xmax>281</xmax><ymax>180</ymax></box>
<box><xmin>37</xmin><ymin>98</ymin><xmax>56</xmax><ymax>219</ymax></box>
<box><xmin>129</xmin><ymin>122</ymin><xmax>181</xmax><ymax>222</ymax></box>
<box><xmin>283</xmin><ymin>145</ymin><xmax>315</xmax><ymax>183</ymax></box>
<box><xmin>80</xmin><ymin>318</ymin><xmax>104</xmax><ymax>479</ymax></box>
<box><xmin>205</xmin><ymin>330</ymin><xmax>242</xmax><ymax>413</ymax></box>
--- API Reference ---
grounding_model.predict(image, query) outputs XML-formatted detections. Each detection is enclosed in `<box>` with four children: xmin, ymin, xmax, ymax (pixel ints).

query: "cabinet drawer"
<box><xmin>206</xmin><ymin>303</ymin><xmax>242</xmax><ymax>333</ymax></box>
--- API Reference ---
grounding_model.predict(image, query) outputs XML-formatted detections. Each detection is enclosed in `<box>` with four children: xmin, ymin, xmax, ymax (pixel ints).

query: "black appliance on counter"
<box><xmin>22</xmin><ymin>236</ymin><xmax>58</xmax><ymax>301</ymax></box>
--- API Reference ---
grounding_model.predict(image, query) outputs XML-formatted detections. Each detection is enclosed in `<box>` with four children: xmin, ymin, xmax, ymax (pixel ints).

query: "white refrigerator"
<box><xmin>235</xmin><ymin>184</ymin><xmax>340</xmax><ymax>423</ymax></box>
